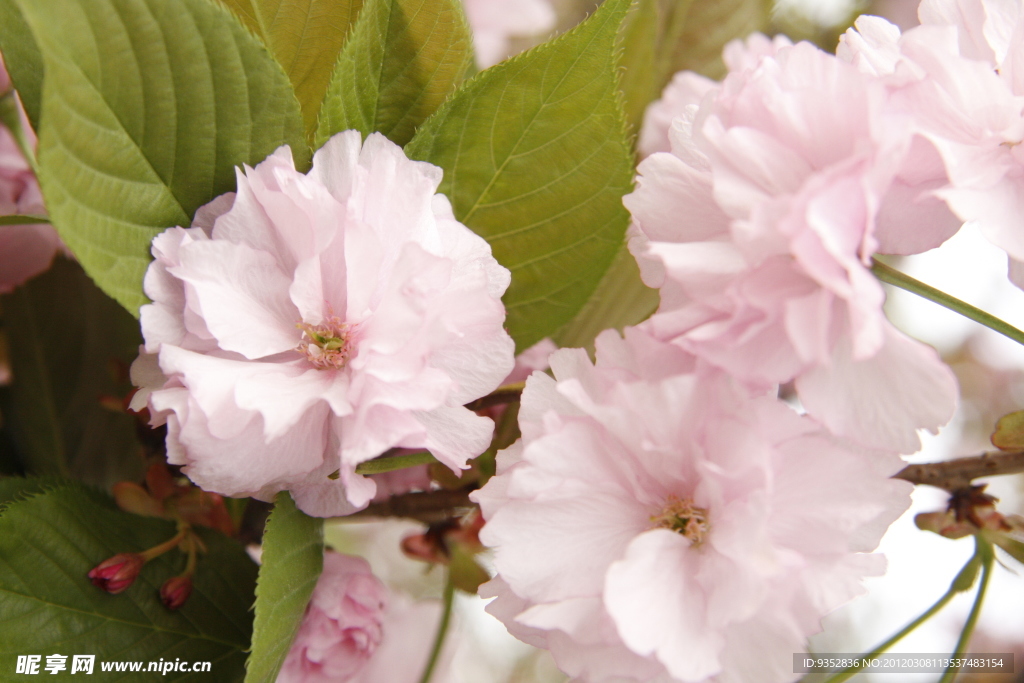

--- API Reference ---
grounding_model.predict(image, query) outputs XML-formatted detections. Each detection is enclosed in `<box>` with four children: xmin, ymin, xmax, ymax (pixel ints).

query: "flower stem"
<box><xmin>354</xmin><ymin>450</ymin><xmax>437</xmax><ymax>475</ymax></box>
<box><xmin>418</xmin><ymin>570</ymin><xmax>455</xmax><ymax>683</ymax></box>
<box><xmin>871</xmin><ymin>258</ymin><xmax>1024</xmax><ymax>348</ymax></box>
<box><xmin>816</xmin><ymin>543</ymin><xmax>984</xmax><ymax>683</ymax></box>
<box><xmin>140</xmin><ymin>525</ymin><xmax>189</xmax><ymax>562</ymax></box>
<box><xmin>937</xmin><ymin>537</ymin><xmax>995</xmax><ymax>683</ymax></box>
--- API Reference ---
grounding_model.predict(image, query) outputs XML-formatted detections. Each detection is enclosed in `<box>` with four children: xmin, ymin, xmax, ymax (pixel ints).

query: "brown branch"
<box><xmin>345</xmin><ymin>489</ymin><xmax>476</xmax><ymax>524</ymax></box>
<box><xmin>463</xmin><ymin>382</ymin><xmax>525</xmax><ymax>412</ymax></box>
<box><xmin>893</xmin><ymin>450</ymin><xmax>1024</xmax><ymax>491</ymax></box>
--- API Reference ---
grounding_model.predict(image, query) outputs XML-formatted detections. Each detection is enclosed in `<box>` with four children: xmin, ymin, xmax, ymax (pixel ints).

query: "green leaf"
<box><xmin>0</xmin><ymin>258</ymin><xmax>146</xmax><ymax>488</ymax></box>
<box><xmin>0</xmin><ymin>484</ymin><xmax>257</xmax><ymax>680</ymax></box>
<box><xmin>0</xmin><ymin>0</ymin><xmax>43</xmax><ymax>129</ymax></box>
<box><xmin>315</xmin><ymin>0</ymin><xmax>474</xmax><ymax>148</ymax></box>
<box><xmin>553</xmin><ymin>243</ymin><xmax>659</xmax><ymax>351</ymax></box>
<box><xmin>406</xmin><ymin>0</ymin><xmax>635</xmax><ymax>351</ymax></box>
<box><xmin>217</xmin><ymin>0</ymin><xmax>363</xmax><ymax>139</ymax></box>
<box><xmin>13</xmin><ymin>0</ymin><xmax>308</xmax><ymax>316</ymax></box>
<box><xmin>245</xmin><ymin>492</ymin><xmax>323</xmax><ymax>683</ymax></box>
<box><xmin>992</xmin><ymin>409</ymin><xmax>1024</xmax><ymax>451</ymax></box>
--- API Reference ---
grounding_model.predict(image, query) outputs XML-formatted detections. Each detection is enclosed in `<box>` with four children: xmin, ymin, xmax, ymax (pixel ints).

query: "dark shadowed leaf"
<box><xmin>0</xmin><ymin>484</ymin><xmax>257</xmax><ymax>681</ymax></box>
<box><xmin>0</xmin><ymin>258</ymin><xmax>145</xmax><ymax>488</ymax></box>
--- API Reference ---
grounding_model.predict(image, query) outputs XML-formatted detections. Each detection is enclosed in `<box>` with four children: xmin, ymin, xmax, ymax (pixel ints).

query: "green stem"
<box><xmin>0</xmin><ymin>214</ymin><xmax>49</xmax><ymax>226</ymax></box>
<box><xmin>0</xmin><ymin>90</ymin><xmax>38</xmax><ymax>176</ymax></box>
<box><xmin>871</xmin><ymin>258</ymin><xmax>1024</xmax><ymax>348</ymax></box>
<box><xmin>815</xmin><ymin>546</ymin><xmax>983</xmax><ymax>683</ymax></box>
<box><xmin>938</xmin><ymin>538</ymin><xmax>995</xmax><ymax>683</ymax></box>
<box><xmin>354</xmin><ymin>450</ymin><xmax>437</xmax><ymax>475</ymax></box>
<box><xmin>418</xmin><ymin>571</ymin><xmax>455</xmax><ymax>683</ymax></box>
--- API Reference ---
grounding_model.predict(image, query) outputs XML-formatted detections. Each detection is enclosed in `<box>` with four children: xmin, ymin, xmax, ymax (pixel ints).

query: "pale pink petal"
<box><xmin>797</xmin><ymin>321</ymin><xmax>958</xmax><ymax>453</ymax></box>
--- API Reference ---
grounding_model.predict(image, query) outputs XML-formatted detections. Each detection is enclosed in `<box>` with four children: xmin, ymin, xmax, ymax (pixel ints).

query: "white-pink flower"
<box><xmin>839</xmin><ymin>2</ymin><xmax>1024</xmax><ymax>283</ymax></box>
<box><xmin>0</xmin><ymin>54</ymin><xmax>60</xmax><ymax>294</ymax></box>
<box><xmin>472</xmin><ymin>328</ymin><xmax>913</xmax><ymax>683</ymax></box>
<box><xmin>278</xmin><ymin>552</ymin><xmax>388</xmax><ymax>683</ymax></box>
<box><xmin>131</xmin><ymin>131</ymin><xmax>515</xmax><ymax>516</ymax></box>
<box><xmin>462</xmin><ymin>0</ymin><xmax>556</xmax><ymax>68</ymax></box>
<box><xmin>625</xmin><ymin>40</ymin><xmax>958</xmax><ymax>453</ymax></box>
<box><xmin>638</xmin><ymin>33</ymin><xmax>793</xmax><ymax>158</ymax></box>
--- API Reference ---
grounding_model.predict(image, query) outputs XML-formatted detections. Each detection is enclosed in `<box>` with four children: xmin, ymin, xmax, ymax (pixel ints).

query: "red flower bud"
<box><xmin>87</xmin><ymin>553</ymin><xmax>145</xmax><ymax>594</ymax></box>
<box><xmin>159</xmin><ymin>575</ymin><xmax>193</xmax><ymax>610</ymax></box>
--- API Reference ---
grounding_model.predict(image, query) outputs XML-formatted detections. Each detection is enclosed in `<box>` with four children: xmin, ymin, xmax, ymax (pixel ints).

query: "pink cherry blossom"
<box><xmin>131</xmin><ymin>131</ymin><xmax>515</xmax><ymax>516</ymax></box>
<box><xmin>462</xmin><ymin>0</ymin><xmax>556</xmax><ymax>68</ymax></box>
<box><xmin>840</xmin><ymin>4</ymin><xmax>1024</xmax><ymax>276</ymax></box>
<box><xmin>639</xmin><ymin>33</ymin><xmax>793</xmax><ymax>158</ymax></box>
<box><xmin>625</xmin><ymin>40</ymin><xmax>958</xmax><ymax>452</ymax></box>
<box><xmin>277</xmin><ymin>552</ymin><xmax>448</xmax><ymax>683</ymax></box>
<box><xmin>0</xmin><ymin>54</ymin><xmax>60</xmax><ymax>293</ymax></box>
<box><xmin>473</xmin><ymin>328</ymin><xmax>913</xmax><ymax>683</ymax></box>
<box><xmin>278</xmin><ymin>552</ymin><xmax>388</xmax><ymax>683</ymax></box>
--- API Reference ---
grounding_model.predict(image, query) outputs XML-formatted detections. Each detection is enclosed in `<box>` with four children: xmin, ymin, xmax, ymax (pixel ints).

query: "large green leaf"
<box><xmin>0</xmin><ymin>0</ymin><xmax>43</xmax><ymax>129</ymax></box>
<box><xmin>245</xmin><ymin>492</ymin><xmax>323</xmax><ymax>683</ymax></box>
<box><xmin>405</xmin><ymin>0</ymin><xmax>634</xmax><ymax>351</ymax></box>
<box><xmin>315</xmin><ymin>0</ymin><xmax>473</xmax><ymax>148</ymax></box>
<box><xmin>0</xmin><ymin>258</ymin><xmax>145</xmax><ymax>488</ymax></box>
<box><xmin>0</xmin><ymin>484</ymin><xmax>258</xmax><ymax>681</ymax></box>
<box><xmin>218</xmin><ymin>0</ymin><xmax>363</xmax><ymax>138</ymax></box>
<box><xmin>13</xmin><ymin>0</ymin><xmax>308</xmax><ymax>316</ymax></box>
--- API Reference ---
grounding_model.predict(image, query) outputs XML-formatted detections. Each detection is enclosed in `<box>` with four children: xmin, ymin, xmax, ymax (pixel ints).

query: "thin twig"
<box><xmin>893</xmin><ymin>450</ymin><xmax>1024</xmax><ymax>491</ymax></box>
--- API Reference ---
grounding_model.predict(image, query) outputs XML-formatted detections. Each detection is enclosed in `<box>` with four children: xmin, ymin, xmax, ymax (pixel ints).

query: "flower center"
<box><xmin>651</xmin><ymin>495</ymin><xmax>709</xmax><ymax>547</ymax></box>
<box><xmin>295</xmin><ymin>316</ymin><xmax>355</xmax><ymax>370</ymax></box>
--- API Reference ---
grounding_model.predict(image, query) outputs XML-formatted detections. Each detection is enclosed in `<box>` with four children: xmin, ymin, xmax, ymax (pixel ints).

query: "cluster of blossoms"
<box><xmin>118</xmin><ymin>1</ymin><xmax>1024</xmax><ymax>682</ymax></box>
<box><xmin>474</xmin><ymin>0</ymin><xmax>1024</xmax><ymax>681</ymax></box>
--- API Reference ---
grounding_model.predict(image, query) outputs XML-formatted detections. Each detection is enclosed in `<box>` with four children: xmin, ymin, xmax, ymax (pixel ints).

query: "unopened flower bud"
<box><xmin>87</xmin><ymin>553</ymin><xmax>145</xmax><ymax>594</ymax></box>
<box><xmin>159</xmin><ymin>575</ymin><xmax>193</xmax><ymax>610</ymax></box>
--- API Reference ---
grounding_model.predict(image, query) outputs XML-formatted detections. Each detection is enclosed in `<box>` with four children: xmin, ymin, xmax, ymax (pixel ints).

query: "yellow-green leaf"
<box><xmin>315</xmin><ymin>0</ymin><xmax>473</xmax><ymax>148</ymax></box>
<box><xmin>219</xmin><ymin>0</ymin><xmax>363</xmax><ymax>138</ymax></box>
<box><xmin>406</xmin><ymin>0</ymin><xmax>635</xmax><ymax>351</ymax></box>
